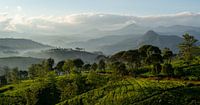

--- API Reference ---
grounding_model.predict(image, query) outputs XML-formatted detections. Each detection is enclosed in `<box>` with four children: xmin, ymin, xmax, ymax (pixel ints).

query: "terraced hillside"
<box><xmin>58</xmin><ymin>78</ymin><xmax>200</xmax><ymax>105</ymax></box>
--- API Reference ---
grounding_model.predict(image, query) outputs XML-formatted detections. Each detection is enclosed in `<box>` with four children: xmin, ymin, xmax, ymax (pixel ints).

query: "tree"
<box><xmin>3</xmin><ymin>66</ymin><xmax>11</xmax><ymax>84</ymax></box>
<box><xmin>28</xmin><ymin>64</ymin><xmax>45</xmax><ymax>79</ymax></box>
<box><xmin>110</xmin><ymin>51</ymin><xmax>126</xmax><ymax>62</ymax></box>
<box><xmin>44</xmin><ymin>58</ymin><xmax>54</xmax><ymax>71</ymax></box>
<box><xmin>55</xmin><ymin>60</ymin><xmax>65</xmax><ymax>75</ymax></box>
<box><xmin>139</xmin><ymin>45</ymin><xmax>161</xmax><ymax>65</ymax></box>
<box><xmin>179</xmin><ymin>33</ymin><xmax>198</xmax><ymax>62</ymax></box>
<box><xmin>145</xmin><ymin>54</ymin><xmax>163</xmax><ymax>65</ymax></box>
<box><xmin>73</xmin><ymin>59</ymin><xmax>84</xmax><ymax>72</ymax></box>
<box><xmin>98</xmin><ymin>59</ymin><xmax>106</xmax><ymax>70</ymax></box>
<box><xmin>62</xmin><ymin>60</ymin><xmax>74</xmax><ymax>74</ymax></box>
<box><xmin>83</xmin><ymin>64</ymin><xmax>91</xmax><ymax>71</ymax></box>
<box><xmin>19</xmin><ymin>71</ymin><xmax>28</xmax><ymax>79</ymax></box>
<box><xmin>91</xmin><ymin>63</ymin><xmax>98</xmax><ymax>71</ymax></box>
<box><xmin>112</xmin><ymin>61</ymin><xmax>128</xmax><ymax>76</ymax></box>
<box><xmin>162</xmin><ymin>64</ymin><xmax>174</xmax><ymax>76</ymax></box>
<box><xmin>152</xmin><ymin>63</ymin><xmax>162</xmax><ymax>75</ymax></box>
<box><xmin>10</xmin><ymin>68</ymin><xmax>20</xmax><ymax>83</ymax></box>
<box><xmin>162</xmin><ymin>48</ymin><xmax>173</xmax><ymax>64</ymax></box>
<box><xmin>122</xmin><ymin>50</ymin><xmax>141</xmax><ymax>69</ymax></box>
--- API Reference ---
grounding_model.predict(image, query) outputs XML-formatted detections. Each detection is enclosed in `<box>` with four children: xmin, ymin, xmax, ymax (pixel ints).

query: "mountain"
<box><xmin>67</xmin><ymin>34</ymin><xmax>138</xmax><ymax>51</ymax></box>
<box><xmin>154</xmin><ymin>25</ymin><xmax>200</xmax><ymax>40</ymax></box>
<box><xmin>100</xmin><ymin>30</ymin><xmax>183</xmax><ymax>54</ymax></box>
<box><xmin>24</xmin><ymin>48</ymin><xmax>102</xmax><ymax>63</ymax></box>
<box><xmin>0</xmin><ymin>57</ymin><xmax>43</xmax><ymax>73</ymax></box>
<box><xmin>0</xmin><ymin>38</ymin><xmax>51</xmax><ymax>50</ymax></box>
<box><xmin>0</xmin><ymin>38</ymin><xmax>52</xmax><ymax>57</ymax></box>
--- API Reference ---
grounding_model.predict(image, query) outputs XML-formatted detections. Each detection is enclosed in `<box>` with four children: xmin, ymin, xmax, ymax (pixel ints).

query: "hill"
<box><xmin>24</xmin><ymin>48</ymin><xmax>101</xmax><ymax>63</ymax></box>
<box><xmin>154</xmin><ymin>25</ymin><xmax>200</xmax><ymax>40</ymax></box>
<box><xmin>0</xmin><ymin>38</ymin><xmax>51</xmax><ymax>50</ymax></box>
<box><xmin>1</xmin><ymin>77</ymin><xmax>200</xmax><ymax>105</ymax></box>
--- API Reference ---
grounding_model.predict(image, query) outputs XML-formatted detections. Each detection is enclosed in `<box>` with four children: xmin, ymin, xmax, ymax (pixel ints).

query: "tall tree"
<box><xmin>179</xmin><ymin>33</ymin><xmax>198</xmax><ymax>62</ymax></box>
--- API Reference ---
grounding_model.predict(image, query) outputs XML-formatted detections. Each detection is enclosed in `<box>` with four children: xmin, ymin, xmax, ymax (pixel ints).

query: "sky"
<box><xmin>0</xmin><ymin>0</ymin><xmax>200</xmax><ymax>16</ymax></box>
<box><xmin>0</xmin><ymin>0</ymin><xmax>200</xmax><ymax>38</ymax></box>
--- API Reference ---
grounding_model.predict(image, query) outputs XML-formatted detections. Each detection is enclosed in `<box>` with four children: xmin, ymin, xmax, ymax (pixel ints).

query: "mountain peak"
<box><xmin>144</xmin><ymin>30</ymin><xmax>159</xmax><ymax>36</ymax></box>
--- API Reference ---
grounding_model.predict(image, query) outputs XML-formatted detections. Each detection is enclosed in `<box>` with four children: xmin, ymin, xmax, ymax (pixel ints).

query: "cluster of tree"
<box><xmin>109</xmin><ymin>33</ymin><xmax>199</xmax><ymax>77</ymax></box>
<box><xmin>0</xmin><ymin>67</ymin><xmax>28</xmax><ymax>85</ymax></box>
<box><xmin>27</xmin><ymin>57</ymin><xmax>107</xmax><ymax>79</ymax></box>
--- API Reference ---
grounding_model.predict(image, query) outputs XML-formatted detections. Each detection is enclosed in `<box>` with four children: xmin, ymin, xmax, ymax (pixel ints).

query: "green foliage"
<box><xmin>111</xmin><ymin>61</ymin><xmax>128</xmax><ymax>76</ymax></box>
<box><xmin>162</xmin><ymin>48</ymin><xmax>173</xmax><ymax>63</ymax></box>
<box><xmin>73</xmin><ymin>59</ymin><xmax>84</xmax><ymax>69</ymax></box>
<box><xmin>10</xmin><ymin>67</ymin><xmax>20</xmax><ymax>84</ymax></box>
<box><xmin>152</xmin><ymin>63</ymin><xmax>162</xmax><ymax>75</ymax></box>
<box><xmin>62</xmin><ymin>59</ymin><xmax>75</xmax><ymax>74</ymax></box>
<box><xmin>179</xmin><ymin>33</ymin><xmax>198</xmax><ymax>62</ymax></box>
<box><xmin>122</xmin><ymin>49</ymin><xmax>141</xmax><ymax>69</ymax></box>
<box><xmin>55</xmin><ymin>60</ymin><xmax>65</xmax><ymax>74</ymax></box>
<box><xmin>58</xmin><ymin>79</ymin><xmax>188</xmax><ymax>105</ymax></box>
<box><xmin>174</xmin><ymin>67</ymin><xmax>185</xmax><ymax>77</ymax></box>
<box><xmin>162</xmin><ymin>64</ymin><xmax>174</xmax><ymax>76</ymax></box>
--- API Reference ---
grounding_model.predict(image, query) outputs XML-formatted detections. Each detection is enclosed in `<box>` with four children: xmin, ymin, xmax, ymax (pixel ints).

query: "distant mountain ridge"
<box><xmin>91</xmin><ymin>30</ymin><xmax>183</xmax><ymax>54</ymax></box>
<box><xmin>24</xmin><ymin>48</ymin><xmax>101</xmax><ymax>63</ymax></box>
<box><xmin>0</xmin><ymin>38</ymin><xmax>51</xmax><ymax>50</ymax></box>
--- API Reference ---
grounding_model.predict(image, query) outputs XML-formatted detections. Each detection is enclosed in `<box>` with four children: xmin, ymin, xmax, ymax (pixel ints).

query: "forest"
<box><xmin>0</xmin><ymin>33</ymin><xmax>200</xmax><ymax>105</ymax></box>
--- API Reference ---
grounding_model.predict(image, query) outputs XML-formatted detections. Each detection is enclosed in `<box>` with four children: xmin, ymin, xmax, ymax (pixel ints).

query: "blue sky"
<box><xmin>0</xmin><ymin>0</ymin><xmax>200</xmax><ymax>16</ymax></box>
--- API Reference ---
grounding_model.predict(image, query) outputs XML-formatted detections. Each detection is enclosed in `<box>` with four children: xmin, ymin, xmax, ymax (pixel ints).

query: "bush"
<box><xmin>188</xmin><ymin>76</ymin><xmax>199</xmax><ymax>81</ymax></box>
<box><xmin>162</xmin><ymin>64</ymin><xmax>174</xmax><ymax>76</ymax></box>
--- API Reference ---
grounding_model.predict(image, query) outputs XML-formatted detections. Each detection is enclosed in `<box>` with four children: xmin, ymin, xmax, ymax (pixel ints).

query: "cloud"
<box><xmin>0</xmin><ymin>12</ymin><xmax>200</xmax><ymax>36</ymax></box>
<box><xmin>17</xmin><ymin>6</ymin><xmax>22</xmax><ymax>12</ymax></box>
